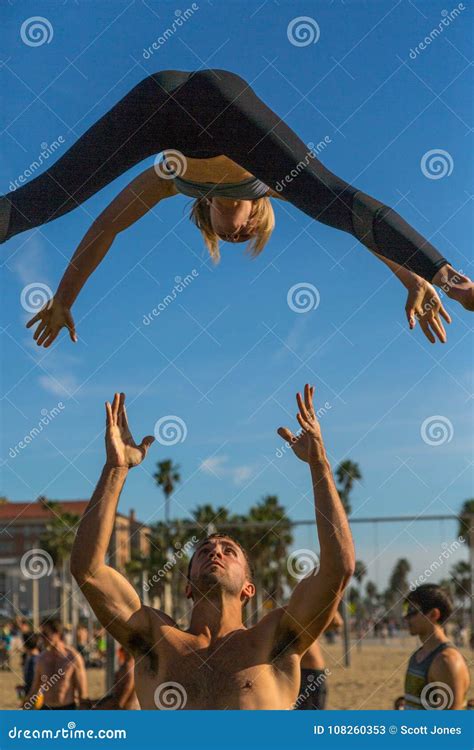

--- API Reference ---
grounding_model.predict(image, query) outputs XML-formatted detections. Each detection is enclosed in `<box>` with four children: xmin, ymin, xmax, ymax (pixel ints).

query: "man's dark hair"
<box><xmin>24</xmin><ymin>633</ymin><xmax>41</xmax><ymax>651</ymax></box>
<box><xmin>41</xmin><ymin>617</ymin><xmax>64</xmax><ymax>637</ymax></box>
<box><xmin>187</xmin><ymin>533</ymin><xmax>254</xmax><ymax>583</ymax></box>
<box><xmin>406</xmin><ymin>584</ymin><xmax>453</xmax><ymax>624</ymax></box>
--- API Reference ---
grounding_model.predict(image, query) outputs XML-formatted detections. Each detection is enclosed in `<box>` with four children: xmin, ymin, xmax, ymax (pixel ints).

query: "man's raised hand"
<box><xmin>105</xmin><ymin>393</ymin><xmax>155</xmax><ymax>469</ymax></box>
<box><xmin>277</xmin><ymin>384</ymin><xmax>324</xmax><ymax>464</ymax></box>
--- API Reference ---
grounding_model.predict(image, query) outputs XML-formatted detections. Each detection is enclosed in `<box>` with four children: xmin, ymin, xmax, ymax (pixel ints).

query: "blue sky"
<box><xmin>1</xmin><ymin>0</ymin><xmax>472</xmax><ymax>588</ymax></box>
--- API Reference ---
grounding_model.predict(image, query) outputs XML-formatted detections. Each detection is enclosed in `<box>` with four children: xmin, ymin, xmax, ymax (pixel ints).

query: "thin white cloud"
<box><xmin>199</xmin><ymin>454</ymin><xmax>257</xmax><ymax>485</ymax></box>
<box><xmin>200</xmin><ymin>455</ymin><xmax>228</xmax><ymax>478</ymax></box>
<box><xmin>11</xmin><ymin>235</ymin><xmax>51</xmax><ymax>288</ymax></box>
<box><xmin>38</xmin><ymin>373</ymin><xmax>79</xmax><ymax>398</ymax></box>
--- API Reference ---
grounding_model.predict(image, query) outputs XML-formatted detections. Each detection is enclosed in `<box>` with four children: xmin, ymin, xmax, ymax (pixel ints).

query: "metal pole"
<box><xmin>341</xmin><ymin>590</ymin><xmax>350</xmax><ymax>667</ymax></box>
<box><xmin>32</xmin><ymin>578</ymin><xmax>39</xmax><ymax>631</ymax></box>
<box><xmin>468</xmin><ymin>517</ymin><xmax>474</xmax><ymax>646</ymax></box>
<box><xmin>71</xmin><ymin>577</ymin><xmax>79</xmax><ymax>648</ymax></box>
<box><xmin>105</xmin><ymin>524</ymin><xmax>117</xmax><ymax>692</ymax></box>
<box><xmin>172</xmin><ymin>514</ymin><xmax>459</xmax><ymax>530</ymax></box>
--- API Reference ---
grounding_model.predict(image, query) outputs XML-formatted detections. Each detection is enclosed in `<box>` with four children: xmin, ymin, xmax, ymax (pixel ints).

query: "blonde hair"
<box><xmin>188</xmin><ymin>197</ymin><xmax>275</xmax><ymax>264</ymax></box>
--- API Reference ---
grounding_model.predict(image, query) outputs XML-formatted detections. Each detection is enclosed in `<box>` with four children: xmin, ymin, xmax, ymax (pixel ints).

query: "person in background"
<box><xmin>0</xmin><ymin>624</ymin><xmax>12</xmax><ymax>670</ymax></box>
<box><xmin>76</xmin><ymin>623</ymin><xmax>89</xmax><ymax>664</ymax></box>
<box><xmin>23</xmin><ymin>633</ymin><xmax>41</xmax><ymax>695</ymax></box>
<box><xmin>18</xmin><ymin>619</ymin><xmax>32</xmax><ymax>668</ymax></box>
<box><xmin>394</xmin><ymin>696</ymin><xmax>405</xmax><ymax>710</ymax></box>
<box><xmin>296</xmin><ymin>611</ymin><xmax>343</xmax><ymax>710</ymax></box>
<box><xmin>24</xmin><ymin>618</ymin><xmax>90</xmax><ymax>710</ymax></box>
<box><xmin>403</xmin><ymin>584</ymin><xmax>470</xmax><ymax>710</ymax></box>
<box><xmin>92</xmin><ymin>647</ymin><xmax>139</xmax><ymax>710</ymax></box>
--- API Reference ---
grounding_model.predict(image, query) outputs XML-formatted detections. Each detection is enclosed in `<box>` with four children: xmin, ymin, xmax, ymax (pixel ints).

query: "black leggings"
<box><xmin>1</xmin><ymin>68</ymin><xmax>448</xmax><ymax>281</ymax></box>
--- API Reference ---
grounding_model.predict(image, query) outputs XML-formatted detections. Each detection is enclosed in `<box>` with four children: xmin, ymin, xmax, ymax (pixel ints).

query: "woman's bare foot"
<box><xmin>432</xmin><ymin>265</ymin><xmax>474</xmax><ymax>311</ymax></box>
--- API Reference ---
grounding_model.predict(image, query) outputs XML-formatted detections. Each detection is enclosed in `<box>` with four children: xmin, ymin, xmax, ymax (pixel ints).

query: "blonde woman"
<box><xmin>0</xmin><ymin>69</ymin><xmax>470</xmax><ymax>346</ymax></box>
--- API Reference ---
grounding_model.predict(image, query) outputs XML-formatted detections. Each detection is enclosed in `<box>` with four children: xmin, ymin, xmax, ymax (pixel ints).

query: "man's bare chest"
<box><xmin>133</xmin><ymin>632</ymin><xmax>297</xmax><ymax>710</ymax></box>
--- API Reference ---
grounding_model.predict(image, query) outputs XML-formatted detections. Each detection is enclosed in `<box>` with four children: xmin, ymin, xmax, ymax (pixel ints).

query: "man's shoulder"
<box><xmin>147</xmin><ymin>606</ymin><xmax>178</xmax><ymax>628</ymax></box>
<box><xmin>64</xmin><ymin>646</ymin><xmax>83</xmax><ymax>663</ymax></box>
<box><xmin>430</xmin><ymin>643</ymin><xmax>468</xmax><ymax>678</ymax></box>
<box><xmin>249</xmin><ymin>606</ymin><xmax>288</xmax><ymax>640</ymax></box>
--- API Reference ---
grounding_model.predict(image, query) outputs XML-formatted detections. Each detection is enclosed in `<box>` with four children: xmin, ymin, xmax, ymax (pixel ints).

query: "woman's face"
<box><xmin>208</xmin><ymin>197</ymin><xmax>257</xmax><ymax>243</ymax></box>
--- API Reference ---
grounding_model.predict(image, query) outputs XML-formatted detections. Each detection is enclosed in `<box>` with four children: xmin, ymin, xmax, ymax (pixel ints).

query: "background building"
<box><xmin>0</xmin><ymin>498</ymin><xmax>150</xmax><ymax>623</ymax></box>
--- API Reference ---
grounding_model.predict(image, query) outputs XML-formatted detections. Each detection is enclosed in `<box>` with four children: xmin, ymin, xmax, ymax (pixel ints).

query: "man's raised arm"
<box><xmin>70</xmin><ymin>392</ymin><xmax>155</xmax><ymax>648</ymax></box>
<box><xmin>273</xmin><ymin>384</ymin><xmax>355</xmax><ymax>656</ymax></box>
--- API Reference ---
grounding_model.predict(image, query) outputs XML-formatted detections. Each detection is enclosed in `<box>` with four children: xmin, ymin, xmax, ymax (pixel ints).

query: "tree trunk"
<box><xmin>60</xmin><ymin>558</ymin><xmax>68</xmax><ymax>627</ymax></box>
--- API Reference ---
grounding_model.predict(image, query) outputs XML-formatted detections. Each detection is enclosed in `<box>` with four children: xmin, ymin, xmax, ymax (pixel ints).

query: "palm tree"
<box><xmin>365</xmin><ymin>580</ymin><xmax>378</xmax><ymax>619</ymax></box>
<box><xmin>40</xmin><ymin>500</ymin><xmax>80</xmax><ymax>626</ymax></box>
<box><xmin>458</xmin><ymin>499</ymin><xmax>474</xmax><ymax>545</ymax></box>
<box><xmin>354</xmin><ymin>560</ymin><xmax>367</xmax><ymax>590</ymax></box>
<box><xmin>153</xmin><ymin>460</ymin><xmax>181</xmax><ymax>524</ymax></box>
<box><xmin>450</xmin><ymin>561</ymin><xmax>470</xmax><ymax>626</ymax></box>
<box><xmin>245</xmin><ymin>495</ymin><xmax>293</xmax><ymax>615</ymax></box>
<box><xmin>385</xmin><ymin>558</ymin><xmax>411</xmax><ymax>620</ymax></box>
<box><xmin>191</xmin><ymin>504</ymin><xmax>233</xmax><ymax>536</ymax></box>
<box><xmin>334</xmin><ymin>460</ymin><xmax>362</xmax><ymax>665</ymax></box>
<box><xmin>353</xmin><ymin>560</ymin><xmax>368</xmax><ymax>626</ymax></box>
<box><xmin>335</xmin><ymin>460</ymin><xmax>362</xmax><ymax>515</ymax></box>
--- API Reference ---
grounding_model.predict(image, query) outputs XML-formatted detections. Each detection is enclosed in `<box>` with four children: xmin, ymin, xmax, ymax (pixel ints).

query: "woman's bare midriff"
<box><xmin>165</xmin><ymin>151</ymin><xmax>253</xmax><ymax>184</ymax></box>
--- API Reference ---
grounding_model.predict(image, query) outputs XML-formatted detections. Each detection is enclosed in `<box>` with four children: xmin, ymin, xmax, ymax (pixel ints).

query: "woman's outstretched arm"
<box><xmin>26</xmin><ymin>168</ymin><xmax>177</xmax><ymax>347</ymax></box>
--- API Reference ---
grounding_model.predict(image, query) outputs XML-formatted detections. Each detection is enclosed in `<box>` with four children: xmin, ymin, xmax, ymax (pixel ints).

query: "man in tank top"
<box><xmin>403</xmin><ymin>584</ymin><xmax>469</xmax><ymax>709</ymax></box>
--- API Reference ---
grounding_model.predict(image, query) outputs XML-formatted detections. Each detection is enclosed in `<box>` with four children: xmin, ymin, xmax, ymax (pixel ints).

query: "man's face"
<box><xmin>41</xmin><ymin>627</ymin><xmax>60</xmax><ymax>647</ymax></box>
<box><xmin>188</xmin><ymin>537</ymin><xmax>252</xmax><ymax>601</ymax></box>
<box><xmin>404</xmin><ymin>603</ymin><xmax>438</xmax><ymax>635</ymax></box>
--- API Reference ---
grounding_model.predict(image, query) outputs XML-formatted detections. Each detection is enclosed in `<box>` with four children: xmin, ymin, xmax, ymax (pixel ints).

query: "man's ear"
<box><xmin>241</xmin><ymin>581</ymin><xmax>256</xmax><ymax>604</ymax></box>
<box><xmin>428</xmin><ymin>607</ymin><xmax>442</xmax><ymax>624</ymax></box>
<box><xmin>185</xmin><ymin>582</ymin><xmax>193</xmax><ymax>601</ymax></box>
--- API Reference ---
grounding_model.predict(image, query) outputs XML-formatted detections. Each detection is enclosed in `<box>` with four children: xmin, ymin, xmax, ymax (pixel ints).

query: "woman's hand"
<box><xmin>26</xmin><ymin>297</ymin><xmax>77</xmax><ymax>348</ymax></box>
<box><xmin>405</xmin><ymin>279</ymin><xmax>451</xmax><ymax>344</ymax></box>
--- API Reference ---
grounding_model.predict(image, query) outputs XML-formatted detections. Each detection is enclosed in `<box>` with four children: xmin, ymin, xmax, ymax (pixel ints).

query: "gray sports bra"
<box><xmin>160</xmin><ymin>155</ymin><xmax>269</xmax><ymax>200</ymax></box>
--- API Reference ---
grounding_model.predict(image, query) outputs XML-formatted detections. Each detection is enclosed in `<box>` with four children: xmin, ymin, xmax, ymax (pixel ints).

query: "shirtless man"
<box><xmin>24</xmin><ymin>618</ymin><xmax>89</xmax><ymax>710</ymax></box>
<box><xmin>297</xmin><ymin>611</ymin><xmax>343</xmax><ymax>710</ymax></box>
<box><xmin>403</xmin><ymin>584</ymin><xmax>470</xmax><ymax>710</ymax></box>
<box><xmin>70</xmin><ymin>385</ymin><xmax>355</xmax><ymax>709</ymax></box>
<box><xmin>93</xmin><ymin>647</ymin><xmax>139</xmax><ymax>710</ymax></box>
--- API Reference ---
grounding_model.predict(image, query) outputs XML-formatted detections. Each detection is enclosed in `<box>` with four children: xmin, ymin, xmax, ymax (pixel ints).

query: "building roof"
<box><xmin>0</xmin><ymin>500</ymin><xmax>139</xmax><ymax>523</ymax></box>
